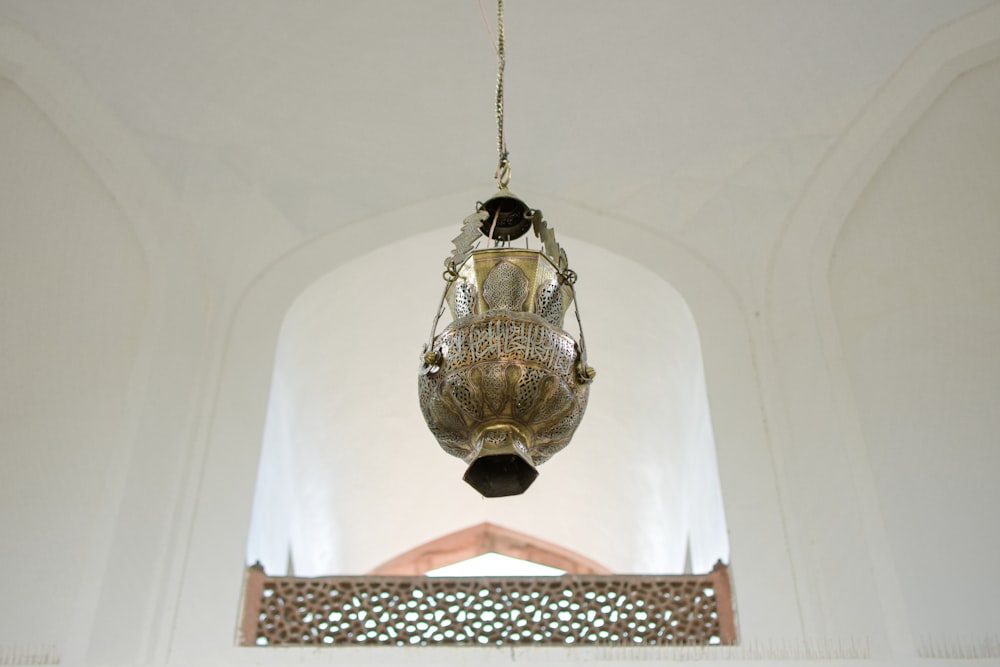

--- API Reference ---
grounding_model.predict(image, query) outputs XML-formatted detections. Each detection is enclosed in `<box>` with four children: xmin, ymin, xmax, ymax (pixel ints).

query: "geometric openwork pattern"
<box><xmin>241</xmin><ymin>561</ymin><xmax>735</xmax><ymax>647</ymax></box>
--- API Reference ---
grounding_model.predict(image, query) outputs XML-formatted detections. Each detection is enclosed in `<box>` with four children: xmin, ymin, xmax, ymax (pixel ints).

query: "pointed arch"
<box><xmin>369</xmin><ymin>522</ymin><xmax>610</xmax><ymax>576</ymax></box>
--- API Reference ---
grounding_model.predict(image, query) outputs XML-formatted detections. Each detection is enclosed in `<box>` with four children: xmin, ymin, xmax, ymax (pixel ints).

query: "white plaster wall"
<box><xmin>246</xmin><ymin>228</ymin><xmax>730</xmax><ymax>577</ymax></box>
<box><xmin>829</xmin><ymin>58</ymin><xmax>1000</xmax><ymax>644</ymax></box>
<box><xmin>0</xmin><ymin>25</ymin><xmax>276</xmax><ymax>665</ymax></box>
<box><xmin>756</xmin><ymin>8</ymin><xmax>1000</xmax><ymax>658</ymax></box>
<box><xmin>0</xmin><ymin>78</ymin><xmax>147</xmax><ymax>655</ymax></box>
<box><xmin>2</xmin><ymin>4</ymin><xmax>998</xmax><ymax>665</ymax></box>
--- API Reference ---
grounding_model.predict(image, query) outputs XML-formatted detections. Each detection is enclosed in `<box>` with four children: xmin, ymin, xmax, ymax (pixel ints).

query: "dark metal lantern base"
<box><xmin>463</xmin><ymin>453</ymin><xmax>539</xmax><ymax>497</ymax></box>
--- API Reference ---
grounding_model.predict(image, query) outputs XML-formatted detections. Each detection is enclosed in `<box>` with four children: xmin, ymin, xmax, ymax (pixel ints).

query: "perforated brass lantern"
<box><xmin>419</xmin><ymin>190</ymin><xmax>594</xmax><ymax>497</ymax></box>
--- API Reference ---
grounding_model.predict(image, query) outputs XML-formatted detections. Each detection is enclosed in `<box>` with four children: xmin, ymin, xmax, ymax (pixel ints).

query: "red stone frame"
<box><xmin>369</xmin><ymin>522</ymin><xmax>611</xmax><ymax>576</ymax></box>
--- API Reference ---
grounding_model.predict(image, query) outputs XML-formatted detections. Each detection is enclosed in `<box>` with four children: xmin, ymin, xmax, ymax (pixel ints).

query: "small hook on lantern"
<box><xmin>495</xmin><ymin>156</ymin><xmax>511</xmax><ymax>189</ymax></box>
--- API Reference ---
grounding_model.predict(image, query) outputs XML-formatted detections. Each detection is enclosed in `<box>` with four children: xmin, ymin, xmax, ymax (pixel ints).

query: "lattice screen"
<box><xmin>241</xmin><ymin>562</ymin><xmax>735</xmax><ymax>647</ymax></box>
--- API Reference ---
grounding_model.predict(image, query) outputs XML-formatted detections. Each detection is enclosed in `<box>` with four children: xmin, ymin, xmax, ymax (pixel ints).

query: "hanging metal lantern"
<box><xmin>419</xmin><ymin>189</ymin><xmax>595</xmax><ymax>497</ymax></box>
<box><xmin>419</xmin><ymin>0</ymin><xmax>593</xmax><ymax>496</ymax></box>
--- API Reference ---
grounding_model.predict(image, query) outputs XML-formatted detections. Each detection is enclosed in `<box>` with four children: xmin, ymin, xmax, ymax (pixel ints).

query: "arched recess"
<box><xmin>245</xmin><ymin>225</ymin><xmax>729</xmax><ymax>577</ymax></box>
<box><xmin>369</xmin><ymin>523</ymin><xmax>610</xmax><ymax>576</ymax></box>
<box><xmin>0</xmin><ymin>21</ymin><xmax>220</xmax><ymax>665</ymax></box>
<box><xmin>171</xmin><ymin>191</ymin><xmax>798</xmax><ymax>661</ymax></box>
<box><xmin>764</xmin><ymin>2</ymin><xmax>1000</xmax><ymax>656</ymax></box>
<box><xmin>0</xmin><ymin>73</ymin><xmax>148</xmax><ymax>657</ymax></box>
<box><xmin>826</xmin><ymin>57</ymin><xmax>1000</xmax><ymax>646</ymax></box>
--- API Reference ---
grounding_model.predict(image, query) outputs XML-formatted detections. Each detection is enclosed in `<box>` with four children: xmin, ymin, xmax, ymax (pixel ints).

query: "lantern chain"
<box><xmin>494</xmin><ymin>0</ymin><xmax>510</xmax><ymax>188</ymax></box>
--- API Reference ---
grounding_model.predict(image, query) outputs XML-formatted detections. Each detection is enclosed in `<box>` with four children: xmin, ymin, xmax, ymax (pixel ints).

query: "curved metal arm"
<box><xmin>445</xmin><ymin>210</ymin><xmax>488</xmax><ymax>271</ymax></box>
<box><xmin>530</xmin><ymin>209</ymin><xmax>568</xmax><ymax>272</ymax></box>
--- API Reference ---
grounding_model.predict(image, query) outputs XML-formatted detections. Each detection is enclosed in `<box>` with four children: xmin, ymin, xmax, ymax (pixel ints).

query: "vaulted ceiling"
<box><xmin>0</xmin><ymin>0</ymin><xmax>990</xmax><ymax>240</ymax></box>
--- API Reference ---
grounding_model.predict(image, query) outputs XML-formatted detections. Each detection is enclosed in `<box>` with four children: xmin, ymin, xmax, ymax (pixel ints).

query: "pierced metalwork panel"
<box><xmin>449</xmin><ymin>248</ymin><xmax>572</xmax><ymax>326</ymax></box>
<box><xmin>418</xmin><ymin>311</ymin><xmax>587</xmax><ymax>465</ymax></box>
<box><xmin>535</xmin><ymin>280</ymin><xmax>564</xmax><ymax>327</ymax></box>
<box><xmin>450</xmin><ymin>280</ymin><xmax>478</xmax><ymax>319</ymax></box>
<box><xmin>242</xmin><ymin>563</ymin><xmax>735</xmax><ymax>647</ymax></box>
<box><xmin>482</xmin><ymin>260</ymin><xmax>529</xmax><ymax>311</ymax></box>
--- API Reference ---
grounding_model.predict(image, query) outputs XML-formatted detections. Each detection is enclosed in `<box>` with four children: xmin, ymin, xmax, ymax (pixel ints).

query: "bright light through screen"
<box><xmin>425</xmin><ymin>552</ymin><xmax>566</xmax><ymax>577</ymax></box>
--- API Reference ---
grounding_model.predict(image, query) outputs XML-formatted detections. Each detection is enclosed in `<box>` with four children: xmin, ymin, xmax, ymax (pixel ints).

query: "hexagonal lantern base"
<box><xmin>463</xmin><ymin>454</ymin><xmax>539</xmax><ymax>497</ymax></box>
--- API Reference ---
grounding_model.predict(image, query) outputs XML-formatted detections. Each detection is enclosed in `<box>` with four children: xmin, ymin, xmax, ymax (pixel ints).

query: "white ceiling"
<box><xmin>0</xmin><ymin>0</ymin><xmax>991</xmax><ymax>239</ymax></box>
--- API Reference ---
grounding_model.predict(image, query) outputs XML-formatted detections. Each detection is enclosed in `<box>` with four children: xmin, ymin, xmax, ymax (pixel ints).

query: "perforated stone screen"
<box><xmin>241</xmin><ymin>562</ymin><xmax>735</xmax><ymax>647</ymax></box>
